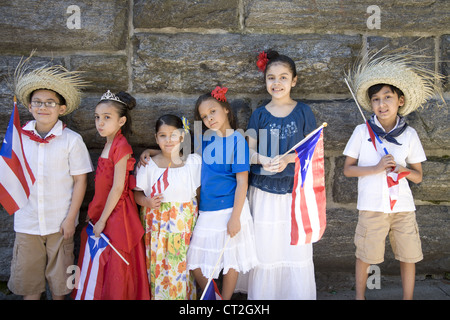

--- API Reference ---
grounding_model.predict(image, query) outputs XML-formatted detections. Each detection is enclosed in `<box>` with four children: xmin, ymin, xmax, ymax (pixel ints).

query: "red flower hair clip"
<box><xmin>211</xmin><ymin>86</ymin><xmax>228</xmax><ymax>102</ymax></box>
<box><xmin>256</xmin><ymin>51</ymin><xmax>269</xmax><ymax>72</ymax></box>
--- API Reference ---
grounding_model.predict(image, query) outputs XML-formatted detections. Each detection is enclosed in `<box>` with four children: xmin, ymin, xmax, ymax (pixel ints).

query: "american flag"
<box><xmin>150</xmin><ymin>164</ymin><xmax>170</xmax><ymax>197</ymax></box>
<box><xmin>290</xmin><ymin>126</ymin><xmax>326</xmax><ymax>245</ymax></box>
<box><xmin>0</xmin><ymin>98</ymin><xmax>35</xmax><ymax>215</ymax></box>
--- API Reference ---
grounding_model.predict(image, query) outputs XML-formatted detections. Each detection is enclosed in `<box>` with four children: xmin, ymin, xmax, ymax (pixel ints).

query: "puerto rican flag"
<box><xmin>290</xmin><ymin>127</ymin><xmax>326</xmax><ymax>245</ymax></box>
<box><xmin>73</xmin><ymin>223</ymin><xmax>110</xmax><ymax>300</ymax></box>
<box><xmin>201</xmin><ymin>279</ymin><xmax>222</xmax><ymax>300</ymax></box>
<box><xmin>150</xmin><ymin>165</ymin><xmax>170</xmax><ymax>197</ymax></box>
<box><xmin>0</xmin><ymin>98</ymin><xmax>35</xmax><ymax>215</ymax></box>
<box><xmin>366</xmin><ymin>121</ymin><xmax>409</xmax><ymax>210</ymax></box>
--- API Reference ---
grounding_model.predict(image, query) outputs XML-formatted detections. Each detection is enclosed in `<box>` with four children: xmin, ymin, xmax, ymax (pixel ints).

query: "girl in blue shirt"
<box><xmin>240</xmin><ymin>50</ymin><xmax>318</xmax><ymax>299</ymax></box>
<box><xmin>186</xmin><ymin>87</ymin><xmax>257</xmax><ymax>300</ymax></box>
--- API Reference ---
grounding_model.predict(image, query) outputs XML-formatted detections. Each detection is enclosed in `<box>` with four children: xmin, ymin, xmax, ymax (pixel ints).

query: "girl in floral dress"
<box><xmin>134</xmin><ymin>115</ymin><xmax>201</xmax><ymax>300</ymax></box>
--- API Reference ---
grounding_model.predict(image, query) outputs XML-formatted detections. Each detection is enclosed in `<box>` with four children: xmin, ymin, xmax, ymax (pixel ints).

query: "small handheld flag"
<box><xmin>73</xmin><ymin>222</ymin><xmax>129</xmax><ymax>300</ymax></box>
<box><xmin>201</xmin><ymin>279</ymin><xmax>223</xmax><ymax>300</ymax></box>
<box><xmin>88</xmin><ymin>222</ymin><xmax>129</xmax><ymax>265</ymax></box>
<box><xmin>290</xmin><ymin>124</ymin><xmax>326</xmax><ymax>245</ymax></box>
<box><xmin>0</xmin><ymin>97</ymin><xmax>35</xmax><ymax>215</ymax></box>
<box><xmin>200</xmin><ymin>237</ymin><xmax>230</xmax><ymax>300</ymax></box>
<box><xmin>150</xmin><ymin>163</ymin><xmax>171</xmax><ymax>197</ymax></box>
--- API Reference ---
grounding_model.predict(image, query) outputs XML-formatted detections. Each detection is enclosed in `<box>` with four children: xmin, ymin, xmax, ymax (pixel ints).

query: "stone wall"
<box><xmin>0</xmin><ymin>0</ymin><xmax>449</xmax><ymax>282</ymax></box>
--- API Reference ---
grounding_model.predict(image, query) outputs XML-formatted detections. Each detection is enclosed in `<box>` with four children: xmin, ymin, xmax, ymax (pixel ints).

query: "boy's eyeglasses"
<box><xmin>30</xmin><ymin>101</ymin><xmax>60</xmax><ymax>108</ymax></box>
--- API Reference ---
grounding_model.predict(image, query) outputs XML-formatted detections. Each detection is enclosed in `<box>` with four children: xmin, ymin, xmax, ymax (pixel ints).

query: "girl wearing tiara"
<box><xmin>186</xmin><ymin>87</ymin><xmax>258</xmax><ymax>300</ymax></box>
<box><xmin>241</xmin><ymin>51</ymin><xmax>317</xmax><ymax>299</ymax></box>
<box><xmin>73</xmin><ymin>91</ymin><xmax>149</xmax><ymax>300</ymax></box>
<box><xmin>134</xmin><ymin>114</ymin><xmax>201</xmax><ymax>300</ymax></box>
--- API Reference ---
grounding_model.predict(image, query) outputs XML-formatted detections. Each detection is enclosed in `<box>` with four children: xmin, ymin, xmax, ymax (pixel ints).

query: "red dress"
<box><xmin>74</xmin><ymin>131</ymin><xmax>150</xmax><ymax>300</ymax></box>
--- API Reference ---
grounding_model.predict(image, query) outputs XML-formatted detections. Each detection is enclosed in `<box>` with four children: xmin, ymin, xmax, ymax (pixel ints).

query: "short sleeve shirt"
<box><xmin>199</xmin><ymin>130</ymin><xmax>250</xmax><ymax>211</ymax></box>
<box><xmin>135</xmin><ymin>153</ymin><xmax>201</xmax><ymax>203</ymax></box>
<box><xmin>247</xmin><ymin>102</ymin><xmax>317</xmax><ymax>194</ymax></box>
<box><xmin>343</xmin><ymin>122</ymin><xmax>426</xmax><ymax>213</ymax></box>
<box><xmin>14</xmin><ymin>120</ymin><xmax>93</xmax><ymax>235</ymax></box>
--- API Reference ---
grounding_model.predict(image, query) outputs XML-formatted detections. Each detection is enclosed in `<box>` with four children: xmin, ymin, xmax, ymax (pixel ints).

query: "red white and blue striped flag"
<box><xmin>201</xmin><ymin>279</ymin><xmax>223</xmax><ymax>300</ymax></box>
<box><xmin>150</xmin><ymin>164</ymin><xmax>170</xmax><ymax>197</ymax></box>
<box><xmin>365</xmin><ymin>120</ymin><xmax>409</xmax><ymax>210</ymax></box>
<box><xmin>73</xmin><ymin>223</ymin><xmax>110</xmax><ymax>300</ymax></box>
<box><xmin>0</xmin><ymin>98</ymin><xmax>35</xmax><ymax>215</ymax></box>
<box><xmin>290</xmin><ymin>126</ymin><xmax>326</xmax><ymax>245</ymax></box>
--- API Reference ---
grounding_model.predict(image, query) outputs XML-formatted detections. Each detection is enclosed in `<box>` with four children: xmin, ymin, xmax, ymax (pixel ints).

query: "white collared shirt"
<box><xmin>343</xmin><ymin>121</ymin><xmax>426</xmax><ymax>213</ymax></box>
<box><xmin>14</xmin><ymin>120</ymin><xmax>93</xmax><ymax>235</ymax></box>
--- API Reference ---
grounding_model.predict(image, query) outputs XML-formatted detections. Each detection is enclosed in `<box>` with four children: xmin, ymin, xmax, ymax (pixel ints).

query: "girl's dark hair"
<box><xmin>98</xmin><ymin>91</ymin><xmax>136</xmax><ymax>137</ymax></box>
<box><xmin>194</xmin><ymin>93</ymin><xmax>237</xmax><ymax>131</ymax></box>
<box><xmin>155</xmin><ymin>114</ymin><xmax>183</xmax><ymax>133</ymax></box>
<box><xmin>264</xmin><ymin>50</ymin><xmax>297</xmax><ymax>78</ymax></box>
<box><xmin>368</xmin><ymin>83</ymin><xmax>404</xmax><ymax>100</ymax></box>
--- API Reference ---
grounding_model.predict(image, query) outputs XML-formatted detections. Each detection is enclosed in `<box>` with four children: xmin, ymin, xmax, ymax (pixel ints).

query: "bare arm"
<box><xmin>93</xmin><ymin>156</ymin><xmax>128</xmax><ymax>237</ymax></box>
<box><xmin>343</xmin><ymin>155</ymin><xmax>396</xmax><ymax>177</ymax></box>
<box><xmin>227</xmin><ymin>171</ymin><xmax>248</xmax><ymax>238</ymax></box>
<box><xmin>134</xmin><ymin>190</ymin><xmax>163</xmax><ymax>210</ymax></box>
<box><xmin>138</xmin><ymin>149</ymin><xmax>161</xmax><ymax>167</ymax></box>
<box><xmin>396</xmin><ymin>162</ymin><xmax>423</xmax><ymax>184</ymax></box>
<box><xmin>60</xmin><ymin>173</ymin><xmax>88</xmax><ymax>239</ymax></box>
<box><xmin>344</xmin><ymin>155</ymin><xmax>422</xmax><ymax>184</ymax></box>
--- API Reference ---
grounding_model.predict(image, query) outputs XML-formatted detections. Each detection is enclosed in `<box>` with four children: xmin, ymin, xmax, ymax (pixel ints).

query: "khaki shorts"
<box><xmin>354</xmin><ymin>210</ymin><xmax>423</xmax><ymax>264</ymax></box>
<box><xmin>8</xmin><ymin>232</ymin><xmax>74</xmax><ymax>296</ymax></box>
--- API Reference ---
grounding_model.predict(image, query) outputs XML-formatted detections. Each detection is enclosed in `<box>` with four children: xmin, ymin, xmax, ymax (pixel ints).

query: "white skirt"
<box><xmin>235</xmin><ymin>186</ymin><xmax>316</xmax><ymax>300</ymax></box>
<box><xmin>186</xmin><ymin>199</ymin><xmax>258</xmax><ymax>279</ymax></box>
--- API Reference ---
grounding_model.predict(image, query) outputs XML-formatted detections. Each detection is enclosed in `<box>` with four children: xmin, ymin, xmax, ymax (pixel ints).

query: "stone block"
<box><xmin>134</xmin><ymin>0</ymin><xmax>239</xmax><ymax>30</ymax></box>
<box><xmin>306</xmin><ymin>100</ymin><xmax>366</xmax><ymax>152</ymax></box>
<box><xmin>132</xmin><ymin>32</ymin><xmax>361</xmax><ymax>95</ymax></box>
<box><xmin>0</xmin><ymin>210</ymin><xmax>14</xmax><ymax>281</ymax></box>
<box><xmin>243</xmin><ymin>0</ymin><xmax>450</xmax><ymax>34</ymax></box>
<box><xmin>313</xmin><ymin>207</ymin><xmax>358</xmax><ymax>273</ymax></box>
<box><xmin>69</xmin><ymin>55</ymin><xmax>129</xmax><ymax>93</ymax></box>
<box><xmin>332</xmin><ymin>156</ymin><xmax>358</xmax><ymax>204</ymax></box>
<box><xmin>410</xmin><ymin>157</ymin><xmax>450</xmax><ymax>203</ymax></box>
<box><xmin>407</xmin><ymin>99</ymin><xmax>449</xmax><ymax>153</ymax></box>
<box><xmin>441</xmin><ymin>35</ymin><xmax>450</xmax><ymax>92</ymax></box>
<box><xmin>0</xmin><ymin>1</ymin><xmax>128</xmax><ymax>53</ymax></box>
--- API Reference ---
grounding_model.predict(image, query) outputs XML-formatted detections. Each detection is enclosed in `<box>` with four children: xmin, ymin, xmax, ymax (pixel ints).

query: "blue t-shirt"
<box><xmin>200</xmin><ymin>130</ymin><xmax>250</xmax><ymax>211</ymax></box>
<box><xmin>247</xmin><ymin>101</ymin><xmax>317</xmax><ymax>194</ymax></box>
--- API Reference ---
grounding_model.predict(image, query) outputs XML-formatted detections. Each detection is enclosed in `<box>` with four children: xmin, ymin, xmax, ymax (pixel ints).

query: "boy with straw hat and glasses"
<box><xmin>343</xmin><ymin>47</ymin><xmax>445</xmax><ymax>300</ymax></box>
<box><xmin>7</xmin><ymin>53</ymin><xmax>93</xmax><ymax>300</ymax></box>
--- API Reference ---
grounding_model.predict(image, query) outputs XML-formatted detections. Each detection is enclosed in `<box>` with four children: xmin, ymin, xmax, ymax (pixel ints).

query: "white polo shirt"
<box><xmin>343</xmin><ymin>120</ymin><xmax>426</xmax><ymax>213</ymax></box>
<box><xmin>14</xmin><ymin>120</ymin><xmax>93</xmax><ymax>235</ymax></box>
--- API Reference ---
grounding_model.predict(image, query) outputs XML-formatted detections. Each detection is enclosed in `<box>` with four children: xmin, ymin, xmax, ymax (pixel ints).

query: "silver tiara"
<box><xmin>100</xmin><ymin>90</ymin><xmax>127</xmax><ymax>106</ymax></box>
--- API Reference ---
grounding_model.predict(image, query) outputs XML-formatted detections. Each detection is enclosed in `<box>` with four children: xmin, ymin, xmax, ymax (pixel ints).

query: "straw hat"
<box><xmin>13</xmin><ymin>52</ymin><xmax>87</xmax><ymax>116</ymax></box>
<box><xmin>346</xmin><ymin>47</ymin><xmax>444</xmax><ymax>116</ymax></box>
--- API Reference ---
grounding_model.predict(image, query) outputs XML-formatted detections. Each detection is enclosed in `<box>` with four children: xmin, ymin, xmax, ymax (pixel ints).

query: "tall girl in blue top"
<box><xmin>186</xmin><ymin>86</ymin><xmax>258</xmax><ymax>300</ymax></box>
<box><xmin>239</xmin><ymin>50</ymin><xmax>318</xmax><ymax>299</ymax></box>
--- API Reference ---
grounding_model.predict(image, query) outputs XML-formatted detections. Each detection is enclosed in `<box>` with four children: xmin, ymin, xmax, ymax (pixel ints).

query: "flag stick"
<box><xmin>279</xmin><ymin>122</ymin><xmax>327</xmax><ymax>159</ymax></box>
<box><xmin>88</xmin><ymin>222</ymin><xmax>129</xmax><ymax>265</ymax></box>
<box><xmin>344</xmin><ymin>78</ymin><xmax>389</xmax><ymax>156</ymax></box>
<box><xmin>344</xmin><ymin>78</ymin><xmax>368</xmax><ymax>122</ymax></box>
<box><xmin>200</xmin><ymin>236</ymin><xmax>231</xmax><ymax>300</ymax></box>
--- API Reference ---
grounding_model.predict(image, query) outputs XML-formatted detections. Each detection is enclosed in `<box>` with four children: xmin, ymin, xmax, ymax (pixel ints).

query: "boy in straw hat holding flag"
<box><xmin>6</xmin><ymin>53</ymin><xmax>93</xmax><ymax>300</ymax></box>
<box><xmin>342</xmin><ymin>47</ymin><xmax>444</xmax><ymax>300</ymax></box>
